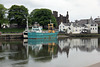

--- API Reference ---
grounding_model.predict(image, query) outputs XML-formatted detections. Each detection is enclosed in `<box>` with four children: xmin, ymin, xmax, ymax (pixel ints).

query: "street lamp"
<box><xmin>24</xmin><ymin>15</ymin><xmax>28</xmax><ymax>31</ymax></box>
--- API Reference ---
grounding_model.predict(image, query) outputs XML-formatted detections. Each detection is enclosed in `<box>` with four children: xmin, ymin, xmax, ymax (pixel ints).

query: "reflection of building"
<box><xmin>58</xmin><ymin>38</ymin><xmax>100</xmax><ymax>58</ymax></box>
<box><xmin>59</xmin><ymin>38</ymin><xmax>98</xmax><ymax>52</ymax></box>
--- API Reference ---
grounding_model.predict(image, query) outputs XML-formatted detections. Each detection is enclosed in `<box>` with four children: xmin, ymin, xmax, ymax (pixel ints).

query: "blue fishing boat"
<box><xmin>28</xmin><ymin>22</ymin><xmax>58</xmax><ymax>39</ymax></box>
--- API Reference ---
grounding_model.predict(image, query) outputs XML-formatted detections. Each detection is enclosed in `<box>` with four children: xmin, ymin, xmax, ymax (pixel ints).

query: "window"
<box><xmin>69</xmin><ymin>27</ymin><xmax>71</xmax><ymax>30</ymax></box>
<box><xmin>63</xmin><ymin>29</ymin><xmax>65</xmax><ymax>31</ymax></box>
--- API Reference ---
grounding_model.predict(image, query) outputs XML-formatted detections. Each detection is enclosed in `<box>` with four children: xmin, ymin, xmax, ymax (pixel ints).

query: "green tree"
<box><xmin>8</xmin><ymin>5</ymin><xmax>28</xmax><ymax>28</ymax></box>
<box><xmin>0</xmin><ymin>4</ymin><xmax>7</xmax><ymax>28</ymax></box>
<box><xmin>30</xmin><ymin>9</ymin><xmax>57</xmax><ymax>29</ymax></box>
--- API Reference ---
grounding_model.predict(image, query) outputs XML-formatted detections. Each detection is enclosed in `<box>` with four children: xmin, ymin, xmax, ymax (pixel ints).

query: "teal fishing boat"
<box><xmin>28</xmin><ymin>22</ymin><xmax>58</xmax><ymax>39</ymax></box>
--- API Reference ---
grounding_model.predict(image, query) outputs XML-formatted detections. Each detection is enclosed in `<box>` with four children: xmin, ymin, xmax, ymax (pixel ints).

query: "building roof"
<box><xmin>63</xmin><ymin>23</ymin><xmax>71</xmax><ymax>26</ymax></box>
<box><xmin>61</xmin><ymin>17</ymin><xmax>97</xmax><ymax>28</ymax></box>
<box><xmin>94</xmin><ymin>18</ymin><xmax>100</xmax><ymax>22</ymax></box>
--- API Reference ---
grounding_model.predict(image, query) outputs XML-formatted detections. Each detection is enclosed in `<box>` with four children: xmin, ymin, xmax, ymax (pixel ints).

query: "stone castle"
<box><xmin>53</xmin><ymin>11</ymin><xmax>69</xmax><ymax>28</ymax></box>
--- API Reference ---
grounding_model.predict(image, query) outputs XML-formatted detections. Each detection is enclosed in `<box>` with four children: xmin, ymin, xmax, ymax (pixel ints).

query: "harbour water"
<box><xmin>0</xmin><ymin>38</ymin><xmax>100</xmax><ymax>67</ymax></box>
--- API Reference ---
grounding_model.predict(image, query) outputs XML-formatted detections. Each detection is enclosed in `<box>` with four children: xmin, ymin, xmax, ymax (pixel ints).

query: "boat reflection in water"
<box><xmin>23</xmin><ymin>38</ymin><xmax>58</xmax><ymax>62</ymax></box>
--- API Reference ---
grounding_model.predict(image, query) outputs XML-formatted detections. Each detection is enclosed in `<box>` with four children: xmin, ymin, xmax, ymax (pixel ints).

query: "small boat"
<box><xmin>23</xmin><ymin>29</ymin><xmax>28</xmax><ymax>39</ymax></box>
<box><xmin>28</xmin><ymin>22</ymin><xmax>58</xmax><ymax>39</ymax></box>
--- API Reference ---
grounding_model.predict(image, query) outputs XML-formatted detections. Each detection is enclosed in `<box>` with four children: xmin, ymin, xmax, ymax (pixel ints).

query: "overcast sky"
<box><xmin>0</xmin><ymin>0</ymin><xmax>100</xmax><ymax>21</ymax></box>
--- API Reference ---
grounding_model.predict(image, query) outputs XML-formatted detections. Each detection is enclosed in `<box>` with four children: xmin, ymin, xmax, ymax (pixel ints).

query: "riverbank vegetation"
<box><xmin>0</xmin><ymin>28</ymin><xmax>24</xmax><ymax>33</ymax></box>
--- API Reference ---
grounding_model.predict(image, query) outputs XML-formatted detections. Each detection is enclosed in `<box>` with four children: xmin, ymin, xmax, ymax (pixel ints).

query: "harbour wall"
<box><xmin>0</xmin><ymin>33</ymin><xmax>100</xmax><ymax>39</ymax></box>
<box><xmin>0</xmin><ymin>33</ymin><xmax>23</xmax><ymax>39</ymax></box>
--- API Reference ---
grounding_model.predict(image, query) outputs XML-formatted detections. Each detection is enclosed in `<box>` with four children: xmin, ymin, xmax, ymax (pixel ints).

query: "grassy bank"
<box><xmin>0</xmin><ymin>28</ymin><xmax>25</xmax><ymax>33</ymax></box>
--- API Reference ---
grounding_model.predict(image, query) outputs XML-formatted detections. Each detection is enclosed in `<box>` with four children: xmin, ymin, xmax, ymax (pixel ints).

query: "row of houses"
<box><xmin>59</xmin><ymin>17</ymin><xmax>98</xmax><ymax>34</ymax></box>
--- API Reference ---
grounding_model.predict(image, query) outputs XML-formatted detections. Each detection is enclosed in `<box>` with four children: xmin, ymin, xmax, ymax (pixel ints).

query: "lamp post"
<box><xmin>24</xmin><ymin>15</ymin><xmax>28</xmax><ymax>31</ymax></box>
<box><xmin>26</xmin><ymin>17</ymin><xmax>28</xmax><ymax>31</ymax></box>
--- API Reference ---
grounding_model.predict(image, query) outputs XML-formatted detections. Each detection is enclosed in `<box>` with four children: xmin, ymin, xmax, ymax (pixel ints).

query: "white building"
<box><xmin>59</xmin><ymin>17</ymin><xmax>98</xmax><ymax>34</ymax></box>
<box><xmin>1</xmin><ymin>23</ymin><xmax>10</xmax><ymax>28</ymax></box>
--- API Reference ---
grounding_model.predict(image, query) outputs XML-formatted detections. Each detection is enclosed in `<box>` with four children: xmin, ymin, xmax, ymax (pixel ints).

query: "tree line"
<box><xmin>0</xmin><ymin>4</ymin><xmax>57</xmax><ymax>29</ymax></box>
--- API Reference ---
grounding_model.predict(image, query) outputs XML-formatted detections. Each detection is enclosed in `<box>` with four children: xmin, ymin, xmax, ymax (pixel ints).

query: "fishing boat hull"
<box><xmin>28</xmin><ymin>32</ymin><xmax>58</xmax><ymax>39</ymax></box>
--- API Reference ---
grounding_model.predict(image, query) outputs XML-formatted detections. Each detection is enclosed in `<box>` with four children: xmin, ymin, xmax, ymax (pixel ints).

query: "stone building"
<box><xmin>53</xmin><ymin>11</ymin><xmax>69</xmax><ymax>28</ymax></box>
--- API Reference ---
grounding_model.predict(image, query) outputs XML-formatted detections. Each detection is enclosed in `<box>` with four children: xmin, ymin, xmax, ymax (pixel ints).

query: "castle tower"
<box><xmin>66</xmin><ymin>11</ymin><xmax>69</xmax><ymax>23</ymax></box>
<box><xmin>60</xmin><ymin>14</ymin><xmax>63</xmax><ymax>22</ymax></box>
<box><xmin>53</xmin><ymin>11</ymin><xmax>58</xmax><ymax>18</ymax></box>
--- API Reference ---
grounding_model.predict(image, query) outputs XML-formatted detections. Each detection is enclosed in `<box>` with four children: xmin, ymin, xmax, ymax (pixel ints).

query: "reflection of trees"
<box><xmin>9</xmin><ymin>44</ymin><xmax>27</xmax><ymax>60</ymax></box>
<box><xmin>0</xmin><ymin>57</ymin><xmax>5</xmax><ymax>61</ymax></box>
<box><xmin>29</xmin><ymin>43</ymin><xmax>58</xmax><ymax>62</ymax></box>
<box><xmin>0</xmin><ymin>39</ymin><xmax>28</xmax><ymax>62</ymax></box>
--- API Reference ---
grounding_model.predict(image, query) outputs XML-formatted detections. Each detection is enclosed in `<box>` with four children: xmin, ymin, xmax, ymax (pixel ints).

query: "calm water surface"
<box><xmin>0</xmin><ymin>38</ymin><xmax>100</xmax><ymax>67</ymax></box>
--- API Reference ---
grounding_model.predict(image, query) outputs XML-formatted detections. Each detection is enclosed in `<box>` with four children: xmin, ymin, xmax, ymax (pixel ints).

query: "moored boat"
<box><xmin>28</xmin><ymin>22</ymin><xmax>58</xmax><ymax>39</ymax></box>
<box><xmin>23</xmin><ymin>29</ymin><xmax>28</xmax><ymax>39</ymax></box>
